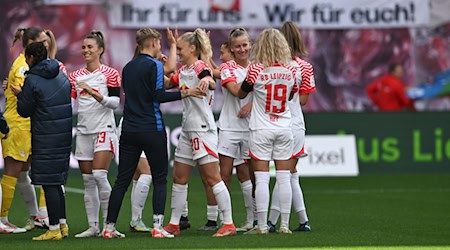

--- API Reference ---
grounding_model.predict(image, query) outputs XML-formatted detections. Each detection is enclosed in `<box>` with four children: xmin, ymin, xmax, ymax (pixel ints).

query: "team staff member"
<box><xmin>366</xmin><ymin>63</ymin><xmax>415</xmax><ymax>111</ymax></box>
<box><xmin>14</xmin><ymin>42</ymin><xmax>72</xmax><ymax>240</ymax></box>
<box><xmin>1</xmin><ymin>27</ymin><xmax>48</xmax><ymax>234</ymax></box>
<box><xmin>103</xmin><ymin>28</ymin><xmax>205</xmax><ymax>239</ymax></box>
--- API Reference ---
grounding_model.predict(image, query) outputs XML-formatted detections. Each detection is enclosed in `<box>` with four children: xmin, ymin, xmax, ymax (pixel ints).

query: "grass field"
<box><xmin>0</xmin><ymin>172</ymin><xmax>449</xmax><ymax>249</ymax></box>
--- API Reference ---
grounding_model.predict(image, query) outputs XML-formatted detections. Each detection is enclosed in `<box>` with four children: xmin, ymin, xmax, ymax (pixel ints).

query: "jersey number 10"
<box><xmin>265</xmin><ymin>83</ymin><xmax>287</xmax><ymax>113</ymax></box>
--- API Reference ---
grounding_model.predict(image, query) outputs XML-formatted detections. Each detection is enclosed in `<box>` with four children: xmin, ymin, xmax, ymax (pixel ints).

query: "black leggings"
<box><xmin>42</xmin><ymin>185</ymin><xmax>66</xmax><ymax>226</ymax></box>
<box><xmin>107</xmin><ymin>131</ymin><xmax>169</xmax><ymax>224</ymax></box>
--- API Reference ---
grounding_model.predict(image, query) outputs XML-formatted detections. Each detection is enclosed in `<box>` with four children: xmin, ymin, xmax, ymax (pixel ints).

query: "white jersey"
<box><xmin>69</xmin><ymin>64</ymin><xmax>121</xmax><ymax>134</ymax></box>
<box><xmin>288</xmin><ymin>57</ymin><xmax>316</xmax><ymax>130</ymax></box>
<box><xmin>217</xmin><ymin>60</ymin><xmax>250</xmax><ymax>131</ymax></box>
<box><xmin>245</xmin><ymin>63</ymin><xmax>299</xmax><ymax>130</ymax></box>
<box><xmin>175</xmin><ymin>60</ymin><xmax>216</xmax><ymax>132</ymax></box>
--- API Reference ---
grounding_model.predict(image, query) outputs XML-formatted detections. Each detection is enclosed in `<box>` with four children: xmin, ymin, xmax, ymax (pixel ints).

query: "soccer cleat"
<box><xmin>278</xmin><ymin>226</ymin><xmax>292</xmax><ymax>234</ymax></box>
<box><xmin>152</xmin><ymin>228</ymin><xmax>175</xmax><ymax>238</ymax></box>
<box><xmin>179</xmin><ymin>216</ymin><xmax>191</xmax><ymax>230</ymax></box>
<box><xmin>75</xmin><ymin>226</ymin><xmax>100</xmax><ymax>238</ymax></box>
<box><xmin>212</xmin><ymin>224</ymin><xmax>237</xmax><ymax>237</ymax></box>
<box><xmin>35</xmin><ymin>215</ymin><xmax>49</xmax><ymax>229</ymax></box>
<box><xmin>244</xmin><ymin>225</ymin><xmax>269</xmax><ymax>235</ymax></box>
<box><xmin>130</xmin><ymin>219</ymin><xmax>152</xmax><ymax>232</ymax></box>
<box><xmin>294</xmin><ymin>221</ymin><xmax>311</xmax><ymax>232</ymax></box>
<box><xmin>32</xmin><ymin>229</ymin><xmax>62</xmax><ymax>241</ymax></box>
<box><xmin>198</xmin><ymin>220</ymin><xmax>218</xmax><ymax>231</ymax></box>
<box><xmin>60</xmin><ymin>224</ymin><xmax>69</xmax><ymax>238</ymax></box>
<box><xmin>24</xmin><ymin>217</ymin><xmax>36</xmax><ymax>231</ymax></box>
<box><xmin>236</xmin><ymin>221</ymin><xmax>254</xmax><ymax>232</ymax></box>
<box><xmin>102</xmin><ymin>228</ymin><xmax>125</xmax><ymax>239</ymax></box>
<box><xmin>0</xmin><ymin>222</ymin><xmax>14</xmax><ymax>234</ymax></box>
<box><xmin>267</xmin><ymin>221</ymin><xmax>276</xmax><ymax>233</ymax></box>
<box><xmin>3</xmin><ymin>221</ymin><xmax>26</xmax><ymax>234</ymax></box>
<box><xmin>163</xmin><ymin>223</ymin><xmax>180</xmax><ymax>236</ymax></box>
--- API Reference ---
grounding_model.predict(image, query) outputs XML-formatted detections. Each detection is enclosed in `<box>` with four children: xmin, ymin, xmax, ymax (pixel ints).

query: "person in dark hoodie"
<box><xmin>10</xmin><ymin>41</ymin><xmax>72</xmax><ymax>240</ymax></box>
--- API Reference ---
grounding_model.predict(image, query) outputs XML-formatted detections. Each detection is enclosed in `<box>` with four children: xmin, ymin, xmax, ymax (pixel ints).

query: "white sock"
<box><xmin>240</xmin><ymin>180</ymin><xmax>254</xmax><ymax>224</ymax></box>
<box><xmin>169</xmin><ymin>184</ymin><xmax>188</xmax><ymax>225</ymax></box>
<box><xmin>131</xmin><ymin>174</ymin><xmax>152</xmax><ymax>221</ymax></box>
<box><xmin>212</xmin><ymin>181</ymin><xmax>233</xmax><ymax>225</ymax></box>
<box><xmin>92</xmin><ymin>169</ymin><xmax>111</xmax><ymax>225</ymax></box>
<box><xmin>49</xmin><ymin>224</ymin><xmax>60</xmax><ymax>230</ymax></box>
<box><xmin>59</xmin><ymin>218</ymin><xmax>67</xmax><ymax>225</ymax></box>
<box><xmin>130</xmin><ymin>180</ymin><xmax>137</xmax><ymax>219</ymax></box>
<box><xmin>268</xmin><ymin>181</ymin><xmax>280</xmax><ymax>224</ymax></box>
<box><xmin>254</xmin><ymin>171</ymin><xmax>270</xmax><ymax>227</ymax></box>
<box><xmin>182</xmin><ymin>201</ymin><xmax>189</xmax><ymax>217</ymax></box>
<box><xmin>291</xmin><ymin>172</ymin><xmax>309</xmax><ymax>224</ymax></box>
<box><xmin>153</xmin><ymin>214</ymin><xmax>164</xmax><ymax>229</ymax></box>
<box><xmin>207</xmin><ymin>205</ymin><xmax>218</xmax><ymax>222</ymax></box>
<box><xmin>17</xmin><ymin>171</ymin><xmax>38</xmax><ymax>217</ymax></box>
<box><xmin>276</xmin><ymin>170</ymin><xmax>292</xmax><ymax>228</ymax></box>
<box><xmin>82</xmin><ymin>174</ymin><xmax>99</xmax><ymax>228</ymax></box>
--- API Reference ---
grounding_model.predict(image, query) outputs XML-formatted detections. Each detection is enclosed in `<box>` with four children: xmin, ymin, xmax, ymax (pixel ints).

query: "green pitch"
<box><xmin>1</xmin><ymin>172</ymin><xmax>449</xmax><ymax>249</ymax></box>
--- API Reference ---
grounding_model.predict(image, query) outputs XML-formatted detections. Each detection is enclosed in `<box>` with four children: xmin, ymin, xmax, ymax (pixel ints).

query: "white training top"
<box><xmin>217</xmin><ymin>60</ymin><xmax>251</xmax><ymax>131</ymax></box>
<box><xmin>69</xmin><ymin>64</ymin><xmax>121</xmax><ymax>134</ymax></box>
<box><xmin>175</xmin><ymin>60</ymin><xmax>216</xmax><ymax>132</ymax></box>
<box><xmin>245</xmin><ymin>63</ymin><xmax>299</xmax><ymax>130</ymax></box>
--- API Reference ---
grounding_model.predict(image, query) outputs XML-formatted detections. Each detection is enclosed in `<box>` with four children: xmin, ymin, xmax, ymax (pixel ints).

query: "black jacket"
<box><xmin>17</xmin><ymin>59</ymin><xmax>72</xmax><ymax>185</ymax></box>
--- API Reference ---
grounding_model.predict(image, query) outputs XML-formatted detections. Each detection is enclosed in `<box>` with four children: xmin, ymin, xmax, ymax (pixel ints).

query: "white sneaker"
<box><xmin>102</xmin><ymin>228</ymin><xmax>125</xmax><ymax>239</ymax></box>
<box><xmin>130</xmin><ymin>219</ymin><xmax>152</xmax><ymax>232</ymax></box>
<box><xmin>243</xmin><ymin>225</ymin><xmax>269</xmax><ymax>235</ymax></box>
<box><xmin>278</xmin><ymin>226</ymin><xmax>292</xmax><ymax>234</ymax></box>
<box><xmin>2</xmin><ymin>221</ymin><xmax>27</xmax><ymax>234</ymax></box>
<box><xmin>236</xmin><ymin>222</ymin><xmax>253</xmax><ymax>232</ymax></box>
<box><xmin>0</xmin><ymin>222</ymin><xmax>14</xmax><ymax>234</ymax></box>
<box><xmin>75</xmin><ymin>226</ymin><xmax>100</xmax><ymax>238</ymax></box>
<box><xmin>152</xmin><ymin>228</ymin><xmax>174</xmax><ymax>238</ymax></box>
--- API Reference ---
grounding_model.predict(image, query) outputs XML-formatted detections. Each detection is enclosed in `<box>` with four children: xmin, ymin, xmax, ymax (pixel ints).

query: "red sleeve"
<box><xmin>220</xmin><ymin>62</ymin><xmax>237</xmax><ymax>86</ymax></box>
<box><xmin>193</xmin><ymin>60</ymin><xmax>213</xmax><ymax>80</ymax></box>
<box><xmin>170</xmin><ymin>73</ymin><xmax>179</xmax><ymax>87</ymax></box>
<box><xmin>394</xmin><ymin>80</ymin><xmax>415</xmax><ymax>110</ymax></box>
<box><xmin>299</xmin><ymin>61</ymin><xmax>316</xmax><ymax>95</ymax></box>
<box><xmin>105</xmin><ymin>67</ymin><xmax>121</xmax><ymax>88</ymax></box>
<box><xmin>245</xmin><ymin>64</ymin><xmax>263</xmax><ymax>85</ymax></box>
<box><xmin>58</xmin><ymin>61</ymin><xmax>68</xmax><ymax>76</ymax></box>
<box><xmin>68</xmin><ymin>72</ymin><xmax>77</xmax><ymax>99</ymax></box>
<box><xmin>366</xmin><ymin>80</ymin><xmax>379</xmax><ymax>105</ymax></box>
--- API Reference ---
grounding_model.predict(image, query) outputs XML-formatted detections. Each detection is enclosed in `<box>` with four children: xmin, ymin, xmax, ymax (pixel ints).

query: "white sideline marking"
<box><xmin>64</xmin><ymin>187</ymin><xmax>85</xmax><ymax>194</ymax></box>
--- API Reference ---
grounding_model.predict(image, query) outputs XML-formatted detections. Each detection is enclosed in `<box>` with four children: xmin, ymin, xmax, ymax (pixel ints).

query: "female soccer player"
<box><xmin>238</xmin><ymin>28</ymin><xmax>299</xmax><ymax>234</ymax></box>
<box><xmin>163</xmin><ymin>28</ymin><xmax>236</xmax><ymax>237</ymax></box>
<box><xmin>69</xmin><ymin>31</ymin><xmax>121</xmax><ymax>238</ymax></box>
<box><xmin>217</xmin><ymin>27</ymin><xmax>255</xmax><ymax>232</ymax></box>
<box><xmin>267</xmin><ymin>21</ymin><xmax>316</xmax><ymax>233</ymax></box>
<box><xmin>1</xmin><ymin>27</ymin><xmax>48</xmax><ymax>234</ymax></box>
<box><xmin>14</xmin><ymin>41</ymin><xmax>72</xmax><ymax>241</ymax></box>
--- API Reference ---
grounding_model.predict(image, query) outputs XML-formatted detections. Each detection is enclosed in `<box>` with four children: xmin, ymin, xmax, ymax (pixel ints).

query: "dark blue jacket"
<box><xmin>17</xmin><ymin>59</ymin><xmax>72</xmax><ymax>185</ymax></box>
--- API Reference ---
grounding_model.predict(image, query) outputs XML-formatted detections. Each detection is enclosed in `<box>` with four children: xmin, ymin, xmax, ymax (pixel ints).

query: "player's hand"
<box><xmin>2</xmin><ymin>78</ymin><xmax>8</xmax><ymax>91</ymax></box>
<box><xmin>198</xmin><ymin>78</ymin><xmax>211</xmax><ymax>92</ymax></box>
<box><xmin>9</xmin><ymin>84</ymin><xmax>21</xmax><ymax>96</ymax></box>
<box><xmin>167</xmin><ymin>27</ymin><xmax>179</xmax><ymax>45</ymax></box>
<box><xmin>159</xmin><ymin>54</ymin><xmax>168</xmax><ymax>65</ymax></box>
<box><xmin>77</xmin><ymin>81</ymin><xmax>94</xmax><ymax>95</ymax></box>
<box><xmin>187</xmin><ymin>86</ymin><xmax>207</xmax><ymax>98</ymax></box>
<box><xmin>238</xmin><ymin>102</ymin><xmax>252</xmax><ymax>118</ymax></box>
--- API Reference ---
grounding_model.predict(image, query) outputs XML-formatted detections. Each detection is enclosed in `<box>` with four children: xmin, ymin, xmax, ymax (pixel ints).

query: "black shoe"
<box><xmin>267</xmin><ymin>221</ymin><xmax>276</xmax><ymax>233</ymax></box>
<box><xmin>198</xmin><ymin>220</ymin><xmax>218</xmax><ymax>231</ymax></box>
<box><xmin>179</xmin><ymin>216</ymin><xmax>191</xmax><ymax>230</ymax></box>
<box><xmin>293</xmin><ymin>221</ymin><xmax>311</xmax><ymax>232</ymax></box>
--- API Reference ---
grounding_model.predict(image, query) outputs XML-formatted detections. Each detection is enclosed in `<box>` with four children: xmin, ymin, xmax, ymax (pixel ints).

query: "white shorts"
<box><xmin>75</xmin><ymin>131</ymin><xmax>118</xmax><ymax>161</ymax></box>
<box><xmin>292</xmin><ymin>128</ymin><xmax>307</xmax><ymax>158</ymax></box>
<box><xmin>175</xmin><ymin>130</ymin><xmax>219</xmax><ymax>166</ymax></box>
<box><xmin>233</xmin><ymin>158</ymin><xmax>245</xmax><ymax>166</ymax></box>
<box><xmin>249</xmin><ymin>129</ymin><xmax>293</xmax><ymax>161</ymax></box>
<box><xmin>218</xmin><ymin>130</ymin><xmax>250</xmax><ymax>159</ymax></box>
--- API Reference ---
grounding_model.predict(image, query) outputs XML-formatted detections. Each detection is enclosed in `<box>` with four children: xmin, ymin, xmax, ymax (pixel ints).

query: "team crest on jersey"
<box><xmin>180</xmin><ymin>83</ymin><xmax>190</xmax><ymax>90</ymax></box>
<box><xmin>221</xmin><ymin>69</ymin><xmax>232</xmax><ymax>79</ymax></box>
